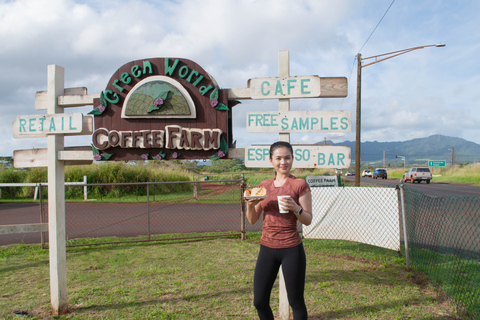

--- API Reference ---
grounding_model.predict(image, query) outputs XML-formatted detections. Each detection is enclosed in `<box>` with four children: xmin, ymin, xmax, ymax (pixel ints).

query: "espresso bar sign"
<box><xmin>245</xmin><ymin>145</ymin><xmax>351</xmax><ymax>169</ymax></box>
<box><xmin>91</xmin><ymin>58</ymin><xmax>232</xmax><ymax>161</ymax></box>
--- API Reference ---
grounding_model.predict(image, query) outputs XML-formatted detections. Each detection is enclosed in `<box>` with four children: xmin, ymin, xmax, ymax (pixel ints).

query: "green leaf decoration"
<box><xmin>220</xmin><ymin>136</ymin><xmax>228</xmax><ymax>154</ymax></box>
<box><xmin>219</xmin><ymin>137</ymin><xmax>228</xmax><ymax>157</ymax></box>
<box><xmin>99</xmin><ymin>91</ymin><xmax>108</xmax><ymax>107</ymax></box>
<box><xmin>160</xmin><ymin>150</ymin><xmax>166</xmax><ymax>158</ymax></box>
<box><xmin>210</xmin><ymin>154</ymin><xmax>220</xmax><ymax>161</ymax></box>
<box><xmin>101</xmin><ymin>153</ymin><xmax>114</xmax><ymax>160</ymax></box>
<box><xmin>159</xmin><ymin>90</ymin><xmax>171</xmax><ymax>100</ymax></box>
<box><xmin>91</xmin><ymin>144</ymin><xmax>99</xmax><ymax>155</ymax></box>
<box><xmin>215</xmin><ymin>103</ymin><xmax>229</xmax><ymax>111</ymax></box>
<box><xmin>147</xmin><ymin>105</ymin><xmax>159</xmax><ymax>113</ymax></box>
<box><xmin>210</xmin><ymin>86</ymin><xmax>219</xmax><ymax>100</ymax></box>
<box><xmin>88</xmin><ymin>108</ymin><xmax>102</xmax><ymax>115</ymax></box>
<box><xmin>148</xmin><ymin>90</ymin><xmax>172</xmax><ymax>113</ymax></box>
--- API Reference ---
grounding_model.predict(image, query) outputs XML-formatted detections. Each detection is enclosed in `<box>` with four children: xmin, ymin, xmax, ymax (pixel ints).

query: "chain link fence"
<box><xmin>304</xmin><ymin>186</ymin><xmax>401</xmax><ymax>251</ymax></box>
<box><xmin>402</xmin><ymin>184</ymin><xmax>480</xmax><ymax>318</ymax></box>
<box><xmin>35</xmin><ymin>179</ymin><xmax>245</xmax><ymax>247</ymax></box>
<box><xmin>2</xmin><ymin>179</ymin><xmax>479</xmax><ymax>318</ymax></box>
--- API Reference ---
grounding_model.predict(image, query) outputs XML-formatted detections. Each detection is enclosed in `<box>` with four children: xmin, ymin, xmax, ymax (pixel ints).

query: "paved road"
<box><xmin>0</xmin><ymin>201</ymin><xmax>248</xmax><ymax>246</ymax></box>
<box><xmin>346</xmin><ymin>176</ymin><xmax>480</xmax><ymax>198</ymax></box>
<box><xmin>2</xmin><ymin>179</ymin><xmax>478</xmax><ymax>246</ymax></box>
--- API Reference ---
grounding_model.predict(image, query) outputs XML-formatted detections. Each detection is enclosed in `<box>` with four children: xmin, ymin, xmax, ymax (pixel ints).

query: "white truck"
<box><xmin>403</xmin><ymin>167</ymin><xmax>433</xmax><ymax>184</ymax></box>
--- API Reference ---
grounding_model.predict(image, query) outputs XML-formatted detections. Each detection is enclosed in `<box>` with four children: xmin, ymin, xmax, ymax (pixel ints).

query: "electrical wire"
<box><xmin>339</xmin><ymin>0</ymin><xmax>396</xmax><ymax>111</ymax></box>
<box><xmin>357</xmin><ymin>0</ymin><xmax>396</xmax><ymax>54</ymax></box>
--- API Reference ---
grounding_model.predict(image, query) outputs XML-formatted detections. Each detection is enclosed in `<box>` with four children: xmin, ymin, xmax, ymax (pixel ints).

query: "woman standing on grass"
<box><xmin>246</xmin><ymin>141</ymin><xmax>312</xmax><ymax>320</ymax></box>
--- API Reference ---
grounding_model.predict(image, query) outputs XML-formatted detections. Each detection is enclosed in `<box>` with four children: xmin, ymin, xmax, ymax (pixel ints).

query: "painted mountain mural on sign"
<box><xmin>124</xmin><ymin>81</ymin><xmax>191</xmax><ymax>116</ymax></box>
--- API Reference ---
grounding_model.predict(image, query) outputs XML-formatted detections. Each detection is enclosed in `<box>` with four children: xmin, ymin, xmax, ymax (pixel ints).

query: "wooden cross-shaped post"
<box><xmin>277</xmin><ymin>50</ymin><xmax>291</xmax><ymax>320</ymax></box>
<box><xmin>278</xmin><ymin>50</ymin><xmax>290</xmax><ymax>144</ymax></box>
<box><xmin>46</xmin><ymin>65</ymin><xmax>68</xmax><ymax>315</ymax></box>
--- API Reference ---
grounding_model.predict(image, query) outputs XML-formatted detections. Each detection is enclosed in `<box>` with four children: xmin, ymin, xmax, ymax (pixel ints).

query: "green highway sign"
<box><xmin>428</xmin><ymin>160</ymin><xmax>446</xmax><ymax>167</ymax></box>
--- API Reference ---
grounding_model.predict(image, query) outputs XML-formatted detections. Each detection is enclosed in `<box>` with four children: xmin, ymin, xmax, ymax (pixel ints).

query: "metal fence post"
<box><xmin>240</xmin><ymin>174</ymin><xmax>246</xmax><ymax>240</ymax></box>
<box><xmin>39</xmin><ymin>185</ymin><xmax>46</xmax><ymax>249</ymax></box>
<box><xmin>83</xmin><ymin>175</ymin><xmax>87</xmax><ymax>201</ymax></box>
<box><xmin>398</xmin><ymin>183</ymin><xmax>410</xmax><ymax>271</ymax></box>
<box><xmin>147</xmin><ymin>184</ymin><xmax>150</xmax><ymax>241</ymax></box>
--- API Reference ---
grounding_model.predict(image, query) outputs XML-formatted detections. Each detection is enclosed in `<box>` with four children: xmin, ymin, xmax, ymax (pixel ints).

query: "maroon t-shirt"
<box><xmin>257</xmin><ymin>175</ymin><xmax>310</xmax><ymax>249</ymax></box>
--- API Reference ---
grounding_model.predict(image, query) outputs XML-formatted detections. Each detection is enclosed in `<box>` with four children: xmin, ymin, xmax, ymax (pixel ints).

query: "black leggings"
<box><xmin>253</xmin><ymin>243</ymin><xmax>307</xmax><ymax>320</ymax></box>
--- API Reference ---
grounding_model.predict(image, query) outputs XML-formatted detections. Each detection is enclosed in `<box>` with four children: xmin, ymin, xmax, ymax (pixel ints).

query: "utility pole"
<box><xmin>355</xmin><ymin>53</ymin><xmax>362</xmax><ymax>186</ymax></box>
<box><xmin>451</xmin><ymin>146</ymin><xmax>455</xmax><ymax>167</ymax></box>
<box><xmin>355</xmin><ymin>44</ymin><xmax>445</xmax><ymax>186</ymax></box>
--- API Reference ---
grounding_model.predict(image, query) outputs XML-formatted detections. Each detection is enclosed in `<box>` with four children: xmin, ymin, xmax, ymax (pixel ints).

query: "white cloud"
<box><xmin>1</xmin><ymin>0</ymin><xmax>480</xmax><ymax>159</ymax></box>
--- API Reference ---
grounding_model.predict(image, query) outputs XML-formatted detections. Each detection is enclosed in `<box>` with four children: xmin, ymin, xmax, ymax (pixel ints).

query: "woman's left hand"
<box><xmin>278</xmin><ymin>196</ymin><xmax>301</xmax><ymax>213</ymax></box>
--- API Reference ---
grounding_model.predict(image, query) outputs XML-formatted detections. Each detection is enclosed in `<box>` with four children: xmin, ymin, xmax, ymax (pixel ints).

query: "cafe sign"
<box><xmin>91</xmin><ymin>58</ymin><xmax>233</xmax><ymax>161</ymax></box>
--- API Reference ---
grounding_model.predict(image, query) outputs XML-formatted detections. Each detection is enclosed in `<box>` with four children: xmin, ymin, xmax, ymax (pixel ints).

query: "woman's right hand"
<box><xmin>245</xmin><ymin>198</ymin><xmax>263</xmax><ymax>224</ymax></box>
<box><xmin>245</xmin><ymin>198</ymin><xmax>263</xmax><ymax>206</ymax></box>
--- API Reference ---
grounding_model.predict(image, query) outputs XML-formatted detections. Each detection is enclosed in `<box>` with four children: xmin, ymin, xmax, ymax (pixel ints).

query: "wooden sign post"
<box><xmin>10</xmin><ymin>53</ymin><xmax>347</xmax><ymax>318</ymax></box>
<box><xmin>46</xmin><ymin>65</ymin><xmax>67</xmax><ymax>314</ymax></box>
<box><xmin>244</xmin><ymin>51</ymin><xmax>349</xmax><ymax>319</ymax></box>
<box><xmin>12</xmin><ymin>66</ymin><xmax>94</xmax><ymax>315</ymax></box>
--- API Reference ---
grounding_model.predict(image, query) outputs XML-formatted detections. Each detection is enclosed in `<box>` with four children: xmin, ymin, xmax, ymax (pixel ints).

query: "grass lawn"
<box><xmin>0</xmin><ymin>234</ymin><xmax>462</xmax><ymax>319</ymax></box>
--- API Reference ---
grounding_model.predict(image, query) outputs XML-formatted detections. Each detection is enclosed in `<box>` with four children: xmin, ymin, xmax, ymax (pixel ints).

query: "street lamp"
<box><xmin>396</xmin><ymin>155</ymin><xmax>406</xmax><ymax>169</ymax></box>
<box><xmin>355</xmin><ymin>44</ymin><xmax>445</xmax><ymax>186</ymax></box>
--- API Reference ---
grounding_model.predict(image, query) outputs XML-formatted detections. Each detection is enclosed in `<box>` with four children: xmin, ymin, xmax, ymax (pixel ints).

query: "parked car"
<box><xmin>345</xmin><ymin>171</ymin><xmax>355</xmax><ymax>176</ymax></box>
<box><xmin>362</xmin><ymin>170</ymin><xmax>372</xmax><ymax>177</ymax></box>
<box><xmin>403</xmin><ymin>167</ymin><xmax>432</xmax><ymax>184</ymax></box>
<box><xmin>373</xmin><ymin>168</ymin><xmax>387</xmax><ymax>179</ymax></box>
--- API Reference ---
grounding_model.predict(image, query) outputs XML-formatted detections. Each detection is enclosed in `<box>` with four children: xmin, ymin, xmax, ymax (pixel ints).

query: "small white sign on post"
<box><xmin>249</xmin><ymin>75</ymin><xmax>347</xmax><ymax>99</ymax></box>
<box><xmin>250</xmin><ymin>76</ymin><xmax>320</xmax><ymax>99</ymax></box>
<box><xmin>246</xmin><ymin>110</ymin><xmax>351</xmax><ymax>133</ymax></box>
<box><xmin>306</xmin><ymin>175</ymin><xmax>338</xmax><ymax>187</ymax></box>
<box><xmin>12</xmin><ymin>113</ymin><xmax>84</xmax><ymax>138</ymax></box>
<box><xmin>245</xmin><ymin>145</ymin><xmax>351</xmax><ymax>169</ymax></box>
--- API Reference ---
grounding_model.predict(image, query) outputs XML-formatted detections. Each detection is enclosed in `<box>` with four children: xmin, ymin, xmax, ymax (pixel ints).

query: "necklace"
<box><xmin>274</xmin><ymin>176</ymin><xmax>288</xmax><ymax>187</ymax></box>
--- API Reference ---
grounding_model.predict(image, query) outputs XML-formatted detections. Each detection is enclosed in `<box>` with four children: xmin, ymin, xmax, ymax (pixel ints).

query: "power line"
<box><xmin>357</xmin><ymin>0</ymin><xmax>396</xmax><ymax>54</ymax></box>
<box><xmin>340</xmin><ymin>0</ymin><xmax>396</xmax><ymax>111</ymax></box>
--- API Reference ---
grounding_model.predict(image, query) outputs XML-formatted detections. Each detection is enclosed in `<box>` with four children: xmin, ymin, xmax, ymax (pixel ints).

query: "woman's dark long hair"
<box><xmin>269</xmin><ymin>141</ymin><xmax>294</xmax><ymax>160</ymax></box>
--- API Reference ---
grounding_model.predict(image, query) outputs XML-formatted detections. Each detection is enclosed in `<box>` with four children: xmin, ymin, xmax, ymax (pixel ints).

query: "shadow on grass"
<box><xmin>69</xmin><ymin>286</ymin><xmax>253</xmax><ymax>316</ymax></box>
<box><xmin>310</xmin><ymin>296</ymin><xmax>462</xmax><ymax>319</ymax></box>
<box><xmin>0</xmin><ymin>259</ymin><xmax>49</xmax><ymax>273</ymax></box>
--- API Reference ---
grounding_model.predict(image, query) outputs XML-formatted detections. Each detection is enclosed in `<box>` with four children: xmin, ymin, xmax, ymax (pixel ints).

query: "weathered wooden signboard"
<box><xmin>246</xmin><ymin>110</ymin><xmax>351</xmax><ymax>133</ymax></box>
<box><xmin>243</xmin><ymin>51</ymin><xmax>350</xmax><ymax>170</ymax></box>
<box><xmin>90</xmin><ymin>58</ymin><xmax>233</xmax><ymax>161</ymax></box>
<box><xmin>245</xmin><ymin>145</ymin><xmax>351</xmax><ymax>168</ymax></box>
<box><xmin>249</xmin><ymin>75</ymin><xmax>347</xmax><ymax>99</ymax></box>
<box><xmin>12</xmin><ymin>113</ymin><xmax>91</xmax><ymax>138</ymax></box>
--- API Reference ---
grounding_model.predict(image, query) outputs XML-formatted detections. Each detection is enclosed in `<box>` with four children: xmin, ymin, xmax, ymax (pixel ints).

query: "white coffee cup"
<box><xmin>277</xmin><ymin>195</ymin><xmax>291</xmax><ymax>213</ymax></box>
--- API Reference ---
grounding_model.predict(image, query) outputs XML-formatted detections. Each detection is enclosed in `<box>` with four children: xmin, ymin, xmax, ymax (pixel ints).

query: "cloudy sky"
<box><xmin>1</xmin><ymin>0</ymin><xmax>478</xmax><ymax>157</ymax></box>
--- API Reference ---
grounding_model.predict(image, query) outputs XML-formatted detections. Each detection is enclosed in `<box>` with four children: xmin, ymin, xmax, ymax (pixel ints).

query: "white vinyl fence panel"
<box><xmin>304</xmin><ymin>187</ymin><xmax>400</xmax><ymax>251</ymax></box>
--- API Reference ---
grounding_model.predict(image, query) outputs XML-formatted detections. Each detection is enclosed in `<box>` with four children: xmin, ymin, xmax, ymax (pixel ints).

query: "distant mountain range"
<box><xmin>318</xmin><ymin>134</ymin><xmax>480</xmax><ymax>167</ymax></box>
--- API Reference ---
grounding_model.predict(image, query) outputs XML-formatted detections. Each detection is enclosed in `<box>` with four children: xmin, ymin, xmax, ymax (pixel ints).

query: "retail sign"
<box><xmin>12</xmin><ymin>113</ymin><xmax>85</xmax><ymax>138</ymax></box>
<box><xmin>90</xmin><ymin>58</ymin><xmax>232</xmax><ymax>161</ymax></box>
<box><xmin>245</xmin><ymin>145</ymin><xmax>351</xmax><ymax>169</ymax></box>
<box><xmin>246</xmin><ymin>110</ymin><xmax>351</xmax><ymax>133</ymax></box>
<box><xmin>249</xmin><ymin>76</ymin><xmax>347</xmax><ymax>99</ymax></box>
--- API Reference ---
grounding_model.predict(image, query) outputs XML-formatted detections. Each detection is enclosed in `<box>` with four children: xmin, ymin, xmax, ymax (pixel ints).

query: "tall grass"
<box><xmin>0</xmin><ymin>162</ymin><xmax>192</xmax><ymax>200</ymax></box>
